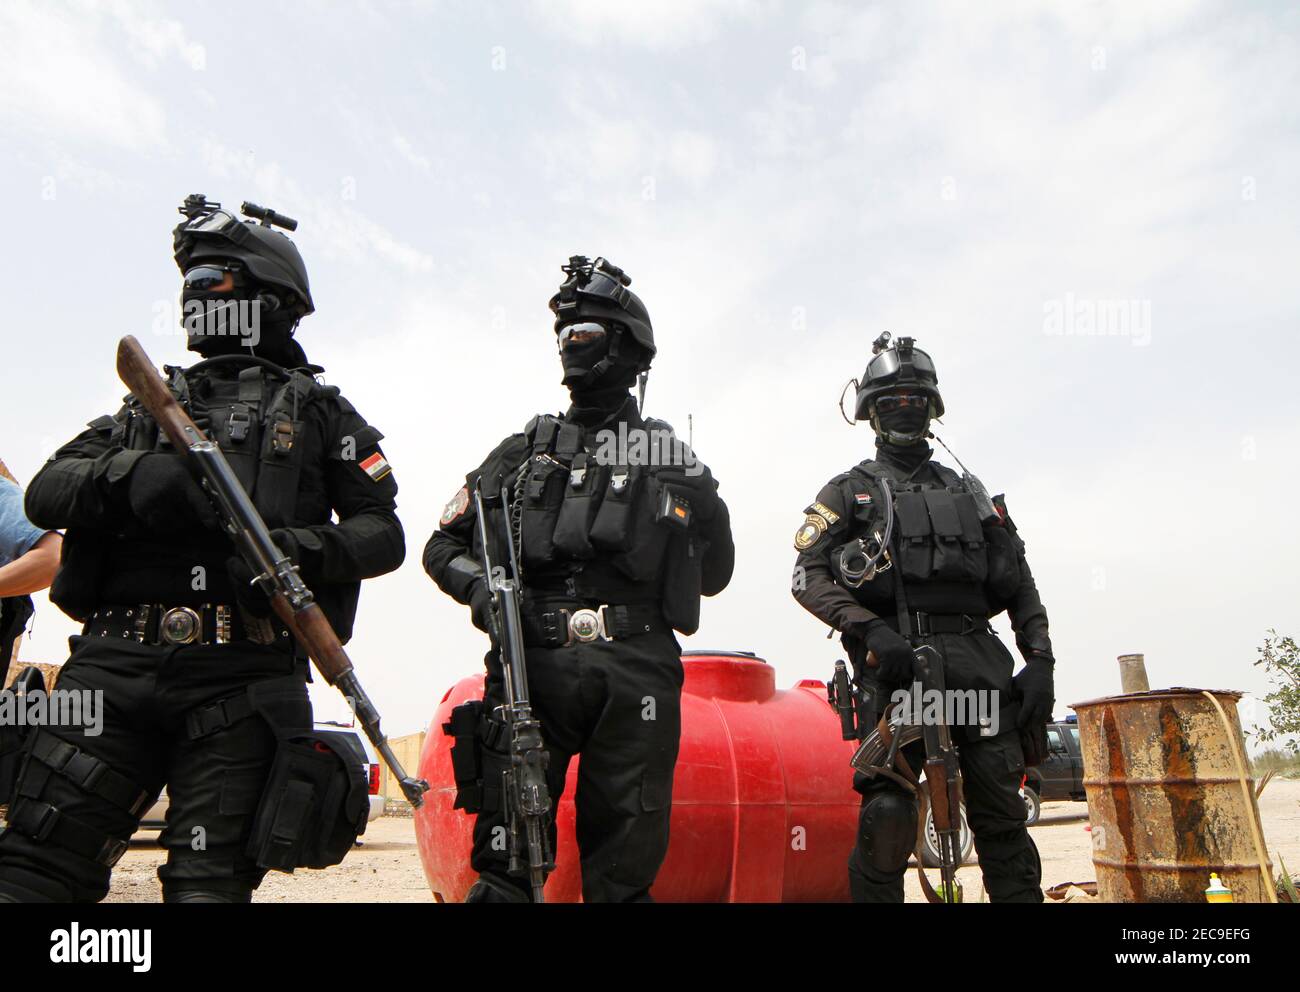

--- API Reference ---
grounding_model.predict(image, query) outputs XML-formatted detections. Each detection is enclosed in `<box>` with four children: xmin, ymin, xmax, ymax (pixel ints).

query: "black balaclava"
<box><xmin>561</xmin><ymin>329</ymin><xmax>642</xmax><ymax>427</ymax></box>
<box><xmin>182</xmin><ymin>266</ymin><xmax>309</xmax><ymax>368</ymax></box>
<box><xmin>873</xmin><ymin>402</ymin><xmax>932</xmax><ymax>447</ymax></box>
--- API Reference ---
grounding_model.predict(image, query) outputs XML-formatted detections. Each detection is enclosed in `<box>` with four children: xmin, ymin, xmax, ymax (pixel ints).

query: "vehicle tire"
<box><xmin>1022</xmin><ymin>786</ymin><xmax>1041</xmax><ymax>826</ymax></box>
<box><xmin>918</xmin><ymin>785</ymin><xmax>975</xmax><ymax>869</ymax></box>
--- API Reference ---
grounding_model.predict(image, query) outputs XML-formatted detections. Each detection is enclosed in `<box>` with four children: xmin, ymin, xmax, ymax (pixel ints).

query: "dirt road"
<box><xmin>105</xmin><ymin>780</ymin><xmax>1300</xmax><ymax>903</ymax></box>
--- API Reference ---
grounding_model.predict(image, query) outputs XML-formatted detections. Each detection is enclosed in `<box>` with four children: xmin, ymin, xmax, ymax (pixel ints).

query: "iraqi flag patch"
<box><xmin>359</xmin><ymin>451</ymin><xmax>392</xmax><ymax>482</ymax></box>
<box><xmin>854</xmin><ymin>492</ymin><xmax>872</xmax><ymax>505</ymax></box>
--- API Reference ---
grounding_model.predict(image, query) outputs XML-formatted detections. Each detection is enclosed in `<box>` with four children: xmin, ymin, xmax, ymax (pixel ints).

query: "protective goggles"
<box><xmin>183</xmin><ymin>263</ymin><xmax>244</xmax><ymax>292</ymax></box>
<box><xmin>867</xmin><ymin>346</ymin><xmax>936</xmax><ymax>382</ymax></box>
<box><xmin>873</xmin><ymin>393</ymin><xmax>931</xmax><ymax>414</ymax></box>
<box><xmin>558</xmin><ymin>322</ymin><xmax>609</xmax><ymax>349</ymax></box>
<box><xmin>181</xmin><ymin>208</ymin><xmax>243</xmax><ymax>238</ymax></box>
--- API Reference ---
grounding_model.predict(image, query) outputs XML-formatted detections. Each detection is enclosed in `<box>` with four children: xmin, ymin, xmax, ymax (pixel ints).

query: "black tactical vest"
<box><xmin>833</xmin><ymin>459</ymin><xmax>1021</xmax><ymax>614</ymax></box>
<box><xmin>115</xmin><ymin>362</ymin><xmax>319</xmax><ymax>530</ymax></box>
<box><xmin>504</xmin><ymin>413</ymin><xmax>701</xmax><ymax>629</ymax></box>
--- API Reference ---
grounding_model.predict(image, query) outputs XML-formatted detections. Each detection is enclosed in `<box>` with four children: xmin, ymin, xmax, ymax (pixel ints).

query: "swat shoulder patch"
<box><xmin>794</xmin><ymin>500</ymin><xmax>841</xmax><ymax>552</ymax></box>
<box><xmin>440</xmin><ymin>485</ymin><xmax>470</xmax><ymax>525</ymax></box>
<box><xmin>793</xmin><ymin>514</ymin><xmax>828</xmax><ymax>552</ymax></box>
<box><xmin>809</xmin><ymin>501</ymin><xmax>840</xmax><ymax>525</ymax></box>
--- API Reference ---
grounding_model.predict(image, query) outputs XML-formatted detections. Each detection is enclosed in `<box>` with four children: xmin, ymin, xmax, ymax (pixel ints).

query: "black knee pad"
<box><xmin>857</xmin><ymin>789</ymin><xmax>918</xmax><ymax>875</ymax></box>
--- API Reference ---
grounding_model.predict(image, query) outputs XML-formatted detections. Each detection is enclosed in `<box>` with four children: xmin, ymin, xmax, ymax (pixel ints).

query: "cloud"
<box><xmin>0</xmin><ymin>1</ymin><xmax>168</xmax><ymax>148</ymax></box>
<box><xmin>94</xmin><ymin>0</ymin><xmax>207</xmax><ymax>70</ymax></box>
<box><xmin>195</xmin><ymin>138</ymin><xmax>436</xmax><ymax>275</ymax></box>
<box><xmin>529</xmin><ymin>0</ymin><xmax>767</xmax><ymax>50</ymax></box>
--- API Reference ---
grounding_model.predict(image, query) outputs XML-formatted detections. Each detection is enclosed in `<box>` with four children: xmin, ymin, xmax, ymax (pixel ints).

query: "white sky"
<box><xmin>2</xmin><ymin>0</ymin><xmax>1297</xmax><ymax>745</ymax></box>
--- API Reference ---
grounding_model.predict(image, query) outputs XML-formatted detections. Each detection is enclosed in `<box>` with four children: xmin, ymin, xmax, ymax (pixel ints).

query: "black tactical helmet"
<box><xmin>548</xmin><ymin>255</ymin><xmax>654</xmax><ymax>371</ymax></box>
<box><xmin>854</xmin><ymin>332</ymin><xmax>944</xmax><ymax>421</ymax></box>
<box><xmin>172</xmin><ymin>195</ymin><xmax>314</xmax><ymax>315</ymax></box>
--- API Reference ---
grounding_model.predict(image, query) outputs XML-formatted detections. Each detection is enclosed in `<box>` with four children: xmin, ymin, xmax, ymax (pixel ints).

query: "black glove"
<box><xmin>843</xmin><ymin>618</ymin><xmax>915</xmax><ymax>684</ymax></box>
<box><xmin>468</xmin><ymin>579</ymin><xmax>494</xmax><ymax>634</ymax></box>
<box><xmin>126</xmin><ymin>453</ymin><xmax>219</xmax><ymax>534</ymax></box>
<box><xmin>1013</xmin><ymin>656</ymin><xmax>1055</xmax><ymax>731</ymax></box>
<box><xmin>226</xmin><ymin>528</ymin><xmax>304</xmax><ymax>619</ymax></box>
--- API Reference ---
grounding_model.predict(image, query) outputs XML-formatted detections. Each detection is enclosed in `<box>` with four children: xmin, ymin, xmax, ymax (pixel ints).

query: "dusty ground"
<box><xmin>105</xmin><ymin>780</ymin><xmax>1300</xmax><ymax>903</ymax></box>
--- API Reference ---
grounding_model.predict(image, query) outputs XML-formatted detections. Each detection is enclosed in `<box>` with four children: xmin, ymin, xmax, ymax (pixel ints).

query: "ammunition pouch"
<box><xmin>246</xmin><ymin>730</ymin><xmax>369</xmax><ymax>872</ymax></box>
<box><xmin>519</xmin><ymin>456</ymin><xmax>569</xmax><ymax>567</ymax></box>
<box><xmin>660</xmin><ymin>531</ymin><xmax>705</xmax><ymax>635</ymax></box>
<box><xmin>443</xmin><ymin>699</ymin><xmax>486</xmax><ymax>813</ymax></box>
<box><xmin>552</xmin><ymin>453</ymin><xmax>604</xmax><ymax>559</ymax></box>
<box><xmin>894</xmin><ymin>484</ymin><xmax>988</xmax><ymax>584</ymax></box>
<box><xmin>589</xmin><ymin>463</ymin><xmax>641</xmax><ymax>554</ymax></box>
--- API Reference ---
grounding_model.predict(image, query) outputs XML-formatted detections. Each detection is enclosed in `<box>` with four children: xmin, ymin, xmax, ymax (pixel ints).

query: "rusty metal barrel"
<box><xmin>1071</xmin><ymin>688</ymin><xmax>1274</xmax><ymax>903</ymax></box>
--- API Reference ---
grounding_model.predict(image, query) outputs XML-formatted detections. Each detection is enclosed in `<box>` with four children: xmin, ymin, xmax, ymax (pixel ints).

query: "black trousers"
<box><xmin>470</xmin><ymin>628</ymin><xmax>683</xmax><ymax>903</ymax></box>
<box><xmin>0</xmin><ymin>634</ymin><xmax>308</xmax><ymax>903</ymax></box>
<box><xmin>849</xmin><ymin>631</ymin><xmax>1044</xmax><ymax>903</ymax></box>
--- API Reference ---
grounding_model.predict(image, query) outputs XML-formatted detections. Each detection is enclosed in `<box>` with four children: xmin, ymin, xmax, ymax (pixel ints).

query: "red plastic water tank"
<box><xmin>414</xmin><ymin>651</ymin><xmax>862</xmax><ymax>902</ymax></box>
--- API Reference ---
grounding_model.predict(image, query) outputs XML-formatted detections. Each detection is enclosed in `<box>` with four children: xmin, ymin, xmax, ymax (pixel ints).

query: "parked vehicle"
<box><xmin>1022</xmin><ymin>717</ymin><xmax>1086</xmax><ymax>825</ymax></box>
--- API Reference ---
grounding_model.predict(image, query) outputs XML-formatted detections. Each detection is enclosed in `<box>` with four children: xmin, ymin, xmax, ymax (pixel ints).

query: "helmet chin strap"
<box><xmin>879</xmin><ymin>426</ymin><xmax>930</xmax><ymax>446</ymax></box>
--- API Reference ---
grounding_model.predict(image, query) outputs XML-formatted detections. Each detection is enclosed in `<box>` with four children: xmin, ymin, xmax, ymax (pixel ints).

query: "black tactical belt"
<box><xmin>886</xmin><ymin>612</ymin><xmax>993</xmax><ymax>637</ymax></box>
<box><xmin>523</xmin><ymin>602</ymin><xmax>664</xmax><ymax>648</ymax></box>
<box><xmin>82</xmin><ymin>603</ymin><xmax>286</xmax><ymax>647</ymax></box>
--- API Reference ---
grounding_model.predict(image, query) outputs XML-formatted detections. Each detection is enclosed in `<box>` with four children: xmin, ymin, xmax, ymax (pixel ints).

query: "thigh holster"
<box><xmin>442</xmin><ymin>700</ymin><xmax>508</xmax><ymax>815</ymax></box>
<box><xmin>2</xmin><ymin>727</ymin><xmax>150</xmax><ymax>868</ymax></box>
<box><xmin>184</xmin><ymin>673</ymin><xmax>368</xmax><ymax>873</ymax></box>
<box><xmin>245</xmin><ymin>731</ymin><xmax>369</xmax><ymax>872</ymax></box>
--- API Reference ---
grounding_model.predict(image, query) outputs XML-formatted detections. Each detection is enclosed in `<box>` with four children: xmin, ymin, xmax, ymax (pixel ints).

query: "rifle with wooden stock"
<box><xmin>848</xmin><ymin>644</ymin><xmax>965</xmax><ymax>904</ymax></box>
<box><xmin>115</xmin><ymin>335</ymin><xmax>429</xmax><ymax>807</ymax></box>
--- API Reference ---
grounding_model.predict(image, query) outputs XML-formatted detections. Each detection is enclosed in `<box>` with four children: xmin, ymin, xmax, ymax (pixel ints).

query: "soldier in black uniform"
<box><xmin>0</xmin><ymin>196</ymin><xmax>404</xmax><ymax>902</ymax></box>
<box><xmin>792</xmin><ymin>334</ymin><xmax>1054</xmax><ymax>903</ymax></box>
<box><xmin>424</xmin><ymin>256</ymin><xmax>734</xmax><ymax>903</ymax></box>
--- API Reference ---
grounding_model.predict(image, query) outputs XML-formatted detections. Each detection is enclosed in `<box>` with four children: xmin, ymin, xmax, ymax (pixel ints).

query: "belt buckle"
<box><xmin>159</xmin><ymin>606</ymin><xmax>202</xmax><ymax>645</ymax></box>
<box><xmin>567</xmin><ymin>608</ymin><xmax>608</xmax><ymax>645</ymax></box>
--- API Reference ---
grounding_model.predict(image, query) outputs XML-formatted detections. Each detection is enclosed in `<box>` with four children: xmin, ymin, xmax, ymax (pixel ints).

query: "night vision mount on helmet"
<box><xmin>549</xmin><ymin>255</ymin><xmax>655</xmax><ymax>373</ymax></box>
<box><xmin>838</xmin><ymin>332</ymin><xmax>945</xmax><ymax>444</ymax></box>
<box><xmin>173</xmin><ymin>194</ymin><xmax>314</xmax><ymax>316</ymax></box>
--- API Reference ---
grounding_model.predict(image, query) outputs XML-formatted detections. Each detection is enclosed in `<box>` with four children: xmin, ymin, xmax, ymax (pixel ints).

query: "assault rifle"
<box><xmin>472</xmin><ymin>482</ymin><xmax>554</xmax><ymax>903</ymax></box>
<box><xmin>115</xmin><ymin>335</ymin><xmax>429</xmax><ymax>807</ymax></box>
<box><xmin>848</xmin><ymin>644</ymin><xmax>965</xmax><ymax>904</ymax></box>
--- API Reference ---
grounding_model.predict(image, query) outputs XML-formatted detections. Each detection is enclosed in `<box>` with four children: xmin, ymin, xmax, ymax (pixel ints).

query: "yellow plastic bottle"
<box><xmin>1205</xmin><ymin>873</ymin><xmax>1233</xmax><ymax>903</ymax></box>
